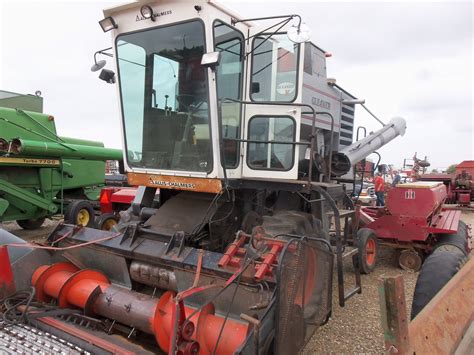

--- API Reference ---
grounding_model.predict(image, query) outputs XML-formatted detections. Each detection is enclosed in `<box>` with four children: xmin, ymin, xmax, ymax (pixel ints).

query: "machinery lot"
<box><xmin>3</xmin><ymin>210</ymin><xmax>472</xmax><ymax>353</ymax></box>
<box><xmin>0</xmin><ymin>1</ymin><xmax>471</xmax><ymax>353</ymax></box>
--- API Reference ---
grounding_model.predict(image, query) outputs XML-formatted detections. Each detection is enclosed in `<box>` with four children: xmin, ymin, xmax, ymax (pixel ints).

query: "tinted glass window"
<box><xmin>248</xmin><ymin>116</ymin><xmax>295</xmax><ymax>170</ymax></box>
<box><xmin>214</xmin><ymin>21</ymin><xmax>244</xmax><ymax>168</ymax></box>
<box><xmin>251</xmin><ymin>34</ymin><xmax>299</xmax><ymax>102</ymax></box>
<box><xmin>117</xmin><ymin>21</ymin><xmax>212</xmax><ymax>172</ymax></box>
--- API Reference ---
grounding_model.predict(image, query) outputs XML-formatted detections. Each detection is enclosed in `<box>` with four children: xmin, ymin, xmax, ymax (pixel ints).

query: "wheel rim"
<box><xmin>76</xmin><ymin>209</ymin><xmax>90</xmax><ymax>226</ymax></box>
<box><xmin>399</xmin><ymin>250</ymin><xmax>422</xmax><ymax>271</ymax></box>
<box><xmin>365</xmin><ymin>239</ymin><xmax>376</xmax><ymax>265</ymax></box>
<box><xmin>101</xmin><ymin>218</ymin><xmax>117</xmax><ymax>231</ymax></box>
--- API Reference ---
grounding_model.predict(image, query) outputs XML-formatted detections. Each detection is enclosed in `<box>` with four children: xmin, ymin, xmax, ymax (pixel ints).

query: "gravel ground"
<box><xmin>1</xmin><ymin>218</ymin><xmax>60</xmax><ymax>243</ymax></box>
<box><xmin>306</xmin><ymin>210</ymin><xmax>474</xmax><ymax>353</ymax></box>
<box><xmin>304</xmin><ymin>246</ymin><xmax>418</xmax><ymax>353</ymax></box>
<box><xmin>2</xmin><ymin>211</ymin><xmax>473</xmax><ymax>353</ymax></box>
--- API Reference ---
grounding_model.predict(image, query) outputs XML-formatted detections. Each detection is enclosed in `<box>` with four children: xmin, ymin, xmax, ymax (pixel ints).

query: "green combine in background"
<box><xmin>0</xmin><ymin>90</ymin><xmax>123</xmax><ymax>229</ymax></box>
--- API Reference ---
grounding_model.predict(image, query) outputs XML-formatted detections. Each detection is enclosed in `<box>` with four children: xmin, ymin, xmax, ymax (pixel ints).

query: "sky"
<box><xmin>0</xmin><ymin>0</ymin><xmax>472</xmax><ymax>171</ymax></box>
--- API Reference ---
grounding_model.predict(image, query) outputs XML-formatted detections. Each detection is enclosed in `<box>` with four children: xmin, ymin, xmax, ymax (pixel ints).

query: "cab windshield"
<box><xmin>116</xmin><ymin>20</ymin><xmax>212</xmax><ymax>172</ymax></box>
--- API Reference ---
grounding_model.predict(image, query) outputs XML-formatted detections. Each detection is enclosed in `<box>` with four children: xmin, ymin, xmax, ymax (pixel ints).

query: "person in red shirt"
<box><xmin>374</xmin><ymin>173</ymin><xmax>385</xmax><ymax>206</ymax></box>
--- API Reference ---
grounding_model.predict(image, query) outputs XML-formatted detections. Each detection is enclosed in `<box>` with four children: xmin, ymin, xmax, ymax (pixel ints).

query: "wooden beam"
<box><xmin>378</xmin><ymin>275</ymin><xmax>410</xmax><ymax>354</ymax></box>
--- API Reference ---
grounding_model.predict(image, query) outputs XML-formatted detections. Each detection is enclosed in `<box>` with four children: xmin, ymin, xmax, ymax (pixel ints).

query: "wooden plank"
<box><xmin>409</xmin><ymin>257</ymin><xmax>474</xmax><ymax>354</ymax></box>
<box><xmin>379</xmin><ymin>275</ymin><xmax>410</xmax><ymax>354</ymax></box>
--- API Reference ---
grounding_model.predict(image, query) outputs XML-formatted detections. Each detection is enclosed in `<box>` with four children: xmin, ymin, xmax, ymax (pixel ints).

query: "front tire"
<box><xmin>96</xmin><ymin>213</ymin><xmax>119</xmax><ymax>231</ymax></box>
<box><xmin>64</xmin><ymin>200</ymin><xmax>96</xmax><ymax>227</ymax></box>
<box><xmin>16</xmin><ymin>217</ymin><xmax>45</xmax><ymax>230</ymax></box>
<box><xmin>410</xmin><ymin>250</ymin><xmax>466</xmax><ymax>319</ymax></box>
<box><xmin>357</xmin><ymin>228</ymin><xmax>378</xmax><ymax>274</ymax></box>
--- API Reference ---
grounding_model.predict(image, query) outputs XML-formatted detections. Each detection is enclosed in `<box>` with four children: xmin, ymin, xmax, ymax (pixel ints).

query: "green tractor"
<box><xmin>0</xmin><ymin>90</ymin><xmax>123</xmax><ymax>229</ymax></box>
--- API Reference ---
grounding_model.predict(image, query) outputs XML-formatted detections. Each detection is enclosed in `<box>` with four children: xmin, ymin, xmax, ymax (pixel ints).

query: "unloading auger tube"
<box><xmin>4</xmin><ymin>138</ymin><xmax>123</xmax><ymax>161</ymax></box>
<box><xmin>31</xmin><ymin>262</ymin><xmax>250</xmax><ymax>355</ymax></box>
<box><xmin>331</xmin><ymin>117</ymin><xmax>407</xmax><ymax>176</ymax></box>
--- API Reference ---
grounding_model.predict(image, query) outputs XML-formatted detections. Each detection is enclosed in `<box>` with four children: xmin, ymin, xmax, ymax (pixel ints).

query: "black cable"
<box><xmin>211</xmin><ymin>261</ymin><xmax>245</xmax><ymax>355</ymax></box>
<box><xmin>209</xmin><ymin>190</ymin><xmax>235</xmax><ymax>225</ymax></box>
<box><xmin>189</xmin><ymin>190</ymin><xmax>225</xmax><ymax>236</ymax></box>
<box><xmin>0</xmin><ymin>288</ymin><xmax>86</xmax><ymax>328</ymax></box>
<box><xmin>183</xmin><ymin>233</ymin><xmax>265</xmax><ymax>324</ymax></box>
<box><xmin>1</xmin><ymin>287</ymin><xmax>36</xmax><ymax>326</ymax></box>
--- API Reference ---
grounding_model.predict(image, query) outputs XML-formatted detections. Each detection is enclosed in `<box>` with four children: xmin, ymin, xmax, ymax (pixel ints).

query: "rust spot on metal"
<box><xmin>127</xmin><ymin>173</ymin><xmax>223</xmax><ymax>194</ymax></box>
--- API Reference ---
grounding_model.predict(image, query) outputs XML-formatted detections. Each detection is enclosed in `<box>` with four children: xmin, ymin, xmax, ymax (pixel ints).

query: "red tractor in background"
<box><xmin>417</xmin><ymin>171</ymin><xmax>473</xmax><ymax>206</ymax></box>
<box><xmin>355</xmin><ymin>181</ymin><xmax>471</xmax><ymax>272</ymax></box>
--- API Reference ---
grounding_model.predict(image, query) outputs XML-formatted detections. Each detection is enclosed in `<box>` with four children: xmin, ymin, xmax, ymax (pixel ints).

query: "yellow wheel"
<box><xmin>64</xmin><ymin>200</ymin><xmax>96</xmax><ymax>228</ymax></box>
<box><xmin>96</xmin><ymin>213</ymin><xmax>120</xmax><ymax>231</ymax></box>
<box><xmin>76</xmin><ymin>208</ymin><xmax>91</xmax><ymax>226</ymax></box>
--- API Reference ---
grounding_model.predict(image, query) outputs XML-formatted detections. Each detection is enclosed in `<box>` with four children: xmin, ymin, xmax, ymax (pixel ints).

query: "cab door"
<box><xmin>241</xmin><ymin>31</ymin><xmax>303</xmax><ymax>180</ymax></box>
<box><xmin>241</xmin><ymin>105</ymin><xmax>301</xmax><ymax>180</ymax></box>
<box><xmin>213</xmin><ymin>20</ymin><xmax>246</xmax><ymax>179</ymax></box>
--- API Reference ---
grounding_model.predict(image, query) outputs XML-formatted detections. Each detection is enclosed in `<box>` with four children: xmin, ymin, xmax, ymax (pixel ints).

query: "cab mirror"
<box><xmin>201</xmin><ymin>52</ymin><xmax>220</xmax><ymax>69</ymax></box>
<box><xmin>99</xmin><ymin>69</ymin><xmax>116</xmax><ymax>84</ymax></box>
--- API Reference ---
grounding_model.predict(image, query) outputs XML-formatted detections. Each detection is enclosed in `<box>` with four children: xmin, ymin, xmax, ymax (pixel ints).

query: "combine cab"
<box><xmin>1</xmin><ymin>1</ymin><xmax>409</xmax><ymax>353</ymax></box>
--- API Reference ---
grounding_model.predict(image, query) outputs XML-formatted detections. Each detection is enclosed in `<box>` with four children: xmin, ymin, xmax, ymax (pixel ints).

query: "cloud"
<box><xmin>1</xmin><ymin>0</ymin><xmax>472</xmax><ymax>169</ymax></box>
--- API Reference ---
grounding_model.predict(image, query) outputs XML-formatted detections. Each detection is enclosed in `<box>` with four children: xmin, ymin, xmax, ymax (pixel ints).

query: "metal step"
<box><xmin>343</xmin><ymin>248</ymin><xmax>358</xmax><ymax>258</ymax></box>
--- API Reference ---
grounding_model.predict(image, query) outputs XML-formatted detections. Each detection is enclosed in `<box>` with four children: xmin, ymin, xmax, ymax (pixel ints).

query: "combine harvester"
<box><xmin>0</xmin><ymin>90</ymin><xmax>123</xmax><ymax>229</ymax></box>
<box><xmin>1</xmin><ymin>1</ymin><xmax>461</xmax><ymax>353</ymax></box>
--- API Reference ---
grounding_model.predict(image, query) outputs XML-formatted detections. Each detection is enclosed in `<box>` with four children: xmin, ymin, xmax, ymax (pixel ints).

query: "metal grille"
<box><xmin>275</xmin><ymin>239</ymin><xmax>333</xmax><ymax>354</ymax></box>
<box><xmin>0</xmin><ymin>321</ymin><xmax>87</xmax><ymax>354</ymax></box>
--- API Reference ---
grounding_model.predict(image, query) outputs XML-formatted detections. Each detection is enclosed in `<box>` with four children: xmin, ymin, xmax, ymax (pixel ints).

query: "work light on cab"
<box><xmin>99</xmin><ymin>16</ymin><xmax>118</xmax><ymax>32</ymax></box>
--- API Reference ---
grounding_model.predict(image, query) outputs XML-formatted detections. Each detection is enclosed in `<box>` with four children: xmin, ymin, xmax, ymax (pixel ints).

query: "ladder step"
<box><xmin>343</xmin><ymin>248</ymin><xmax>358</xmax><ymax>258</ymax></box>
<box><xmin>327</xmin><ymin>209</ymin><xmax>355</xmax><ymax>218</ymax></box>
<box><xmin>344</xmin><ymin>286</ymin><xmax>362</xmax><ymax>301</ymax></box>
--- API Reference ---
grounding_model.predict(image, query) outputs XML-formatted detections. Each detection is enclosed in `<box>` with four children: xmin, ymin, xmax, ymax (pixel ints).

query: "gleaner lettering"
<box><xmin>312</xmin><ymin>96</ymin><xmax>331</xmax><ymax>110</ymax></box>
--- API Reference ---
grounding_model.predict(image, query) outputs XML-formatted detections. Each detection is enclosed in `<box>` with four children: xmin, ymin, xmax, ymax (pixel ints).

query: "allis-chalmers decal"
<box><xmin>136</xmin><ymin>9</ymin><xmax>172</xmax><ymax>22</ymax></box>
<box><xmin>148</xmin><ymin>176</ymin><xmax>195</xmax><ymax>190</ymax></box>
